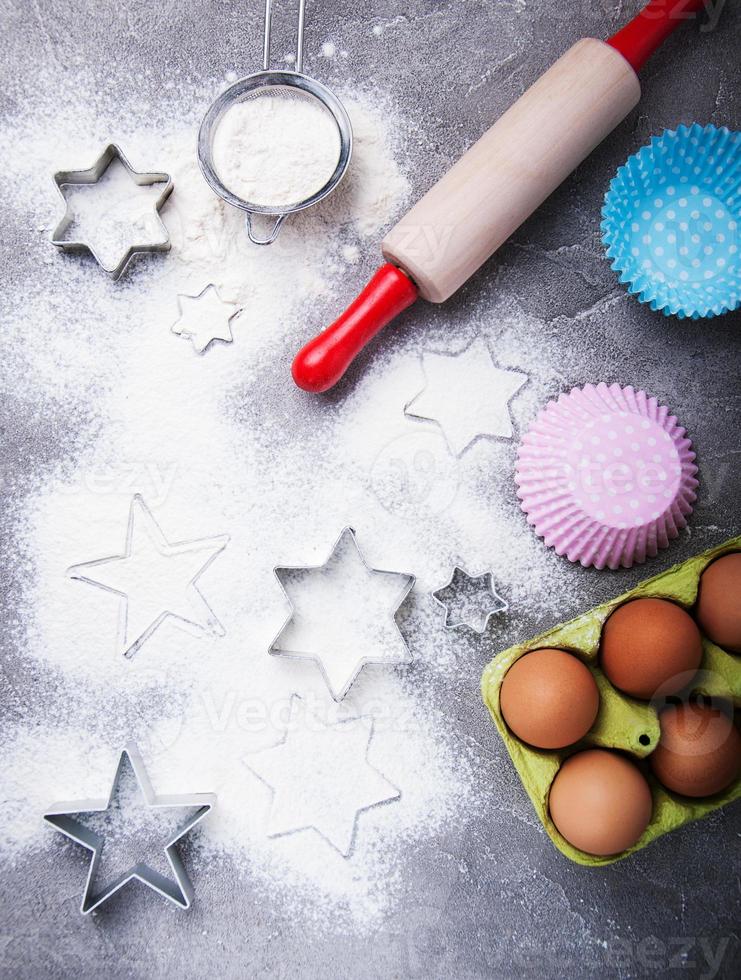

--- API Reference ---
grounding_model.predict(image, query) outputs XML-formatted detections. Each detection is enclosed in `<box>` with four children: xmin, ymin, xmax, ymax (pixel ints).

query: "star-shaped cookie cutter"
<box><xmin>269</xmin><ymin>527</ymin><xmax>416</xmax><ymax>701</ymax></box>
<box><xmin>171</xmin><ymin>284</ymin><xmax>241</xmax><ymax>354</ymax></box>
<box><xmin>43</xmin><ymin>742</ymin><xmax>215</xmax><ymax>914</ymax></box>
<box><xmin>51</xmin><ymin>143</ymin><xmax>173</xmax><ymax>280</ymax></box>
<box><xmin>432</xmin><ymin>565</ymin><xmax>508</xmax><ymax>634</ymax></box>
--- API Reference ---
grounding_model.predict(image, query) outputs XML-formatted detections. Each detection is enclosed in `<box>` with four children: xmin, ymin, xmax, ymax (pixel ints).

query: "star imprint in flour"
<box><xmin>404</xmin><ymin>336</ymin><xmax>528</xmax><ymax>455</ymax></box>
<box><xmin>44</xmin><ymin>742</ymin><xmax>215</xmax><ymax>913</ymax></box>
<box><xmin>432</xmin><ymin>566</ymin><xmax>508</xmax><ymax>634</ymax></box>
<box><xmin>68</xmin><ymin>494</ymin><xmax>229</xmax><ymax>657</ymax></box>
<box><xmin>171</xmin><ymin>284</ymin><xmax>240</xmax><ymax>353</ymax></box>
<box><xmin>270</xmin><ymin>527</ymin><xmax>415</xmax><ymax>701</ymax></box>
<box><xmin>245</xmin><ymin>695</ymin><xmax>400</xmax><ymax>856</ymax></box>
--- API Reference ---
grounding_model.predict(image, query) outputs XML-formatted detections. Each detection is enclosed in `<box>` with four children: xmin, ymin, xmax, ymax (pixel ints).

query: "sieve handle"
<box><xmin>263</xmin><ymin>0</ymin><xmax>307</xmax><ymax>73</ymax></box>
<box><xmin>246</xmin><ymin>213</ymin><xmax>288</xmax><ymax>245</ymax></box>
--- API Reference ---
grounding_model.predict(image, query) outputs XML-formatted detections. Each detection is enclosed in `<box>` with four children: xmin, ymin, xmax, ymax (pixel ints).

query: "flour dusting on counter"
<box><xmin>0</xmin><ymin>58</ymin><xmax>656</xmax><ymax>932</ymax></box>
<box><xmin>0</xmin><ymin>73</ymin><xmax>488</xmax><ymax>930</ymax></box>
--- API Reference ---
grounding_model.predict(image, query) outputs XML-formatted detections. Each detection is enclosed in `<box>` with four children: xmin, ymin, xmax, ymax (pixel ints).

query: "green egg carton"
<box><xmin>481</xmin><ymin>536</ymin><xmax>741</xmax><ymax>866</ymax></box>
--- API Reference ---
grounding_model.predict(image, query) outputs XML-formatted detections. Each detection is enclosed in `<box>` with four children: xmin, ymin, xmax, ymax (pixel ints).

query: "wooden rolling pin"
<box><xmin>292</xmin><ymin>0</ymin><xmax>709</xmax><ymax>393</ymax></box>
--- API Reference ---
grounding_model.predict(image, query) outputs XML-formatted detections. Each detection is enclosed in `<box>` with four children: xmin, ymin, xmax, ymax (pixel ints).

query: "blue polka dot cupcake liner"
<box><xmin>601</xmin><ymin>124</ymin><xmax>740</xmax><ymax>319</ymax></box>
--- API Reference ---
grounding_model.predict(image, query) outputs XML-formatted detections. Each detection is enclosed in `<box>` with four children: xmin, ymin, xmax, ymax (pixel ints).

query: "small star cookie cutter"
<box><xmin>431</xmin><ymin>565</ymin><xmax>508</xmax><ymax>634</ymax></box>
<box><xmin>51</xmin><ymin>143</ymin><xmax>173</xmax><ymax>280</ymax></box>
<box><xmin>269</xmin><ymin>527</ymin><xmax>416</xmax><ymax>701</ymax></box>
<box><xmin>43</xmin><ymin>742</ymin><xmax>215</xmax><ymax>914</ymax></box>
<box><xmin>171</xmin><ymin>284</ymin><xmax>241</xmax><ymax>354</ymax></box>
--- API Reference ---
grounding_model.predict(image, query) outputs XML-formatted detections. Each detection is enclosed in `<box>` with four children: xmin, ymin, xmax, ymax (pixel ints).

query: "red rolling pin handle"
<box><xmin>607</xmin><ymin>0</ymin><xmax>707</xmax><ymax>71</ymax></box>
<box><xmin>292</xmin><ymin>0</ymin><xmax>708</xmax><ymax>394</ymax></box>
<box><xmin>291</xmin><ymin>264</ymin><xmax>418</xmax><ymax>393</ymax></box>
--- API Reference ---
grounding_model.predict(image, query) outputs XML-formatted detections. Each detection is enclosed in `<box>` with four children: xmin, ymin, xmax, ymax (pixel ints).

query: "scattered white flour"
<box><xmin>211</xmin><ymin>94</ymin><xmax>342</xmax><ymax>208</ymax></box>
<box><xmin>0</xmin><ymin>59</ymin><xmax>631</xmax><ymax>933</ymax></box>
<box><xmin>0</xmin><ymin>72</ymin><xmax>495</xmax><ymax>930</ymax></box>
<box><xmin>245</xmin><ymin>696</ymin><xmax>400</xmax><ymax>857</ymax></box>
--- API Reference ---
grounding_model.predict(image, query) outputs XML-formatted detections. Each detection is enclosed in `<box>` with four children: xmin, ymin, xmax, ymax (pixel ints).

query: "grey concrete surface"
<box><xmin>0</xmin><ymin>1</ymin><xmax>739</xmax><ymax>978</ymax></box>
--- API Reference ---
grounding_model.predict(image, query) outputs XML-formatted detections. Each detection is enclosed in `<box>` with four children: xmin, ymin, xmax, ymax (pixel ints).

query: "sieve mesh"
<box><xmin>209</xmin><ymin>85</ymin><xmax>342</xmax><ymax>212</ymax></box>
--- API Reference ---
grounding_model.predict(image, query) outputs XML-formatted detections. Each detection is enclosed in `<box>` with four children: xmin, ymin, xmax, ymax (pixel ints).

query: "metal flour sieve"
<box><xmin>198</xmin><ymin>0</ymin><xmax>353</xmax><ymax>245</ymax></box>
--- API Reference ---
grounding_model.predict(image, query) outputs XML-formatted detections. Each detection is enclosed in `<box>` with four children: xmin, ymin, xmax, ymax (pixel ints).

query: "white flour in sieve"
<box><xmin>211</xmin><ymin>94</ymin><xmax>342</xmax><ymax>208</ymax></box>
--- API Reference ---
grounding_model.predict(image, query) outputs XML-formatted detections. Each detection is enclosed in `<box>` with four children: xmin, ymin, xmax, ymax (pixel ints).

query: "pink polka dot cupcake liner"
<box><xmin>601</xmin><ymin>124</ymin><xmax>740</xmax><ymax>319</ymax></box>
<box><xmin>515</xmin><ymin>383</ymin><xmax>698</xmax><ymax>570</ymax></box>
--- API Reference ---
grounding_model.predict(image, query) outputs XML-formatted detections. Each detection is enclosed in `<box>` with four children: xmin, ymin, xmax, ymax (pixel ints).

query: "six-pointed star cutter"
<box><xmin>171</xmin><ymin>283</ymin><xmax>241</xmax><ymax>354</ymax></box>
<box><xmin>269</xmin><ymin>527</ymin><xmax>416</xmax><ymax>701</ymax></box>
<box><xmin>51</xmin><ymin>143</ymin><xmax>173</xmax><ymax>280</ymax></box>
<box><xmin>43</xmin><ymin>742</ymin><xmax>215</xmax><ymax>913</ymax></box>
<box><xmin>432</xmin><ymin>565</ymin><xmax>508</xmax><ymax>634</ymax></box>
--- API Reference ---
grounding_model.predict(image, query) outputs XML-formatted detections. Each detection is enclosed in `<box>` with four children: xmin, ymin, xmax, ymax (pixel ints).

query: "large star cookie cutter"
<box><xmin>269</xmin><ymin>527</ymin><xmax>416</xmax><ymax>701</ymax></box>
<box><xmin>51</xmin><ymin>143</ymin><xmax>173</xmax><ymax>280</ymax></box>
<box><xmin>43</xmin><ymin>742</ymin><xmax>215</xmax><ymax>913</ymax></box>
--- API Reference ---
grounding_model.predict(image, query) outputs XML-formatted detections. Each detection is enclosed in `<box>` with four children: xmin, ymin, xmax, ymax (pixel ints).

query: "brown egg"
<box><xmin>650</xmin><ymin>702</ymin><xmax>741</xmax><ymax>797</ymax></box>
<box><xmin>600</xmin><ymin>598</ymin><xmax>702</xmax><ymax>700</ymax></box>
<box><xmin>499</xmin><ymin>648</ymin><xmax>600</xmax><ymax>749</ymax></box>
<box><xmin>548</xmin><ymin>749</ymin><xmax>653</xmax><ymax>856</ymax></box>
<box><xmin>696</xmin><ymin>553</ymin><xmax>741</xmax><ymax>654</ymax></box>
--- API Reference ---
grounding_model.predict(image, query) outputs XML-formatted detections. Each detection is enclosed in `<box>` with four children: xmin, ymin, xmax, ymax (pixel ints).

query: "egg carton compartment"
<box><xmin>481</xmin><ymin>536</ymin><xmax>741</xmax><ymax>867</ymax></box>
